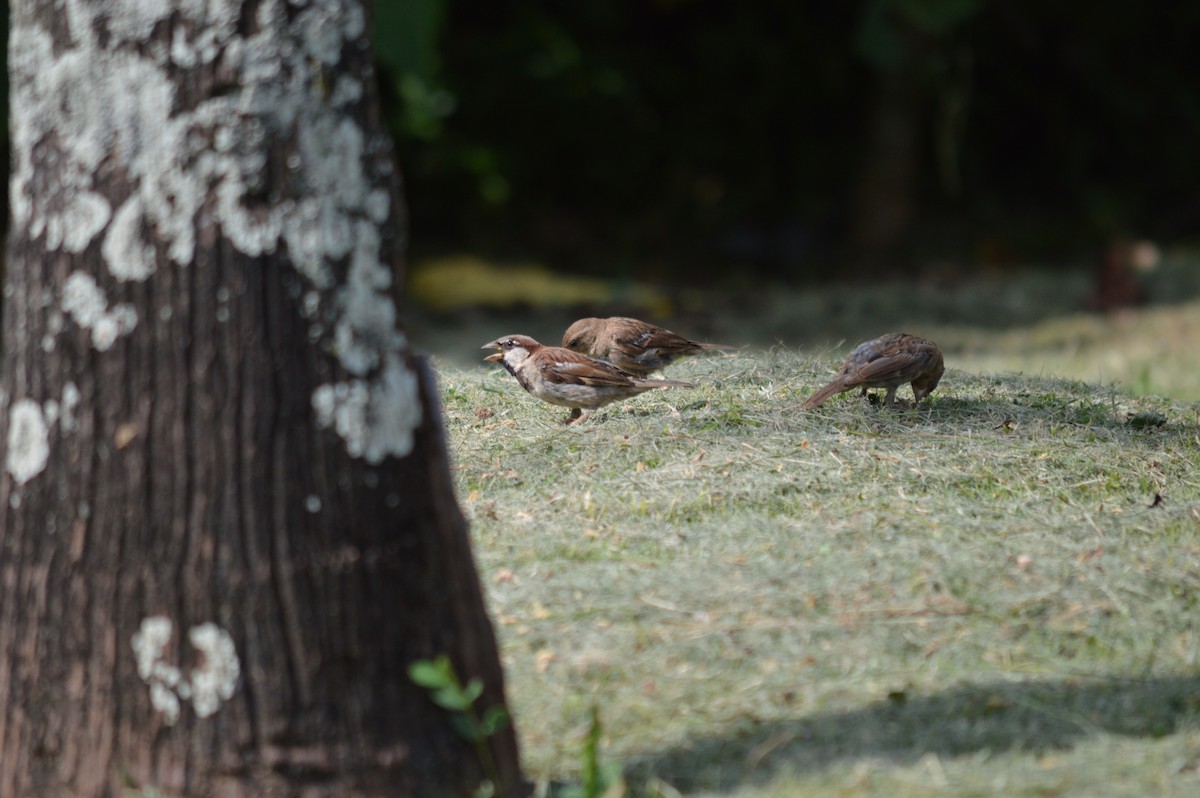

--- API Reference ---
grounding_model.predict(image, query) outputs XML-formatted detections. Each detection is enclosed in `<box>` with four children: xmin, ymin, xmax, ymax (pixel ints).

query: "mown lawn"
<box><xmin>436</xmin><ymin>338</ymin><xmax>1200</xmax><ymax>797</ymax></box>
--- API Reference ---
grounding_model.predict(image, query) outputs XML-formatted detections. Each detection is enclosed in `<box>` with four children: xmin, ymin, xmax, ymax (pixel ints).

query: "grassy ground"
<box><xmin>438</xmin><ymin>347</ymin><xmax>1200</xmax><ymax>796</ymax></box>
<box><xmin>426</xmin><ymin>260</ymin><xmax>1200</xmax><ymax>796</ymax></box>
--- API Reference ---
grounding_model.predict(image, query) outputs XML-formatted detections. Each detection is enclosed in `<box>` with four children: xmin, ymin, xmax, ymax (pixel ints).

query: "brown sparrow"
<box><xmin>483</xmin><ymin>334</ymin><xmax>696</xmax><ymax>424</ymax></box>
<box><xmin>804</xmin><ymin>333</ymin><xmax>944</xmax><ymax>409</ymax></box>
<box><xmin>561</xmin><ymin>316</ymin><xmax>733</xmax><ymax>377</ymax></box>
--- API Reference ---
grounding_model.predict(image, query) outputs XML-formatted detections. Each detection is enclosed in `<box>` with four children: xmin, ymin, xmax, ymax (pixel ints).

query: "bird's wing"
<box><xmin>625</xmin><ymin>324</ymin><xmax>703</xmax><ymax>354</ymax></box>
<box><xmin>852</xmin><ymin>348</ymin><xmax>937</xmax><ymax>384</ymax></box>
<box><xmin>537</xmin><ymin>348</ymin><xmax>639</xmax><ymax>387</ymax></box>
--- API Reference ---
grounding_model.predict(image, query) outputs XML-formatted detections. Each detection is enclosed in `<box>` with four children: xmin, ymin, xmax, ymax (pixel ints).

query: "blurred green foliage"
<box><xmin>856</xmin><ymin>0</ymin><xmax>982</xmax><ymax>68</ymax></box>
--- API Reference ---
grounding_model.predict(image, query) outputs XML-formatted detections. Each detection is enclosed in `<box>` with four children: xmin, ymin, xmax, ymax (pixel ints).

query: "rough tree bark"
<box><xmin>0</xmin><ymin>2</ymin><xmax>521</xmax><ymax>796</ymax></box>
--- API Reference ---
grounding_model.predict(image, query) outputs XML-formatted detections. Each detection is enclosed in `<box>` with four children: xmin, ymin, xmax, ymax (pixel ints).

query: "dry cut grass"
<box><xmin>438</xmin><ymin>343</ymin><xmax>1200</xmax><ymax>797</ymax></box>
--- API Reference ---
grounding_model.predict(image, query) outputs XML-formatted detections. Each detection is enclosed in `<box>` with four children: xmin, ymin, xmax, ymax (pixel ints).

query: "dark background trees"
<box><xmin>3</xmin><ymin>3</ymin><xmax>1197</xmax><ymax>284</ymax></box>
<box><xmin>370</xmin><ymin>1</ymin><xmax>1200</xmax><ymax>281</ymax></box>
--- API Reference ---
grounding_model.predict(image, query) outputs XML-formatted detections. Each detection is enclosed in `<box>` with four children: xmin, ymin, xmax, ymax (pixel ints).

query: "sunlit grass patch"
<box><xmin>439</xmin><ymin>345</ymin><xmax>1200</xmax><ymax>797</ymax></box>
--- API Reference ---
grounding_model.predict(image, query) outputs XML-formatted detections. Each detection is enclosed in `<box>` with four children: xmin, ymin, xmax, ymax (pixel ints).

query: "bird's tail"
<box><xmin>803</xmin><ymin>379</ymin><xmax>848</xmax><ymax>408</ymax></box>
<box><xmin>699</xmin><ymin>342</ymin><xmax>736</xmax><ymax>352</ymax></box>
<box><xmin>638</xmin><ymin>378</ymin><xmax>697</xmax><ymax>389</ymax></box>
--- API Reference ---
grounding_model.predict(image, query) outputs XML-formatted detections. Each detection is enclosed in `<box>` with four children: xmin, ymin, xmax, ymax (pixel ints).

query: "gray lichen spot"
<box><xmin>131</xmin><ymin>616</ymin><xmax>184</xmax><ymax>725</ymax></box>
<box><xmin>131</xmin><ymin>615</ymin><xmax>241</xmax><ymax>725</ymax></box>
<box><xmin>187</xmin><ymin>623</ymin><xmax>241</xmax><ymax>718</ymax></box>
<box><xmin>330</xmin><ymin>75</ymin><xmax>364</xmax><ymax>108</ymax></box>
<box><xmin>365</xmin><ymin>189</ymin><xmax>390</xmax><ymax>224</ymax></box>
<box><xmin>59</xmin><ymin>192</ymin><xmax>112</xmax><ymax>253</ymax></box>
<box><xmin>6</xmin><ymin>399</ymin><xmax>50</xmax><ymax>485</ymax></box>
<box><xmin>61</xmin><ymin>272</ymin><xmax>138</xmax><ymax>351</ymax></box>
<box><xmin>42</xmin><ymin>399</ymin><xmax>60</xmax><ymax>426</ymax></box>
<box><xmin>311</xmin><ymin>353</ymin><xmax>422</xmax><ymax>463</ymax></box>
<box><xmin>102</xmin><ymin>195</ymin><xmax>157</xmax><ymax>281</ymax></box>
<box><xmin>61</xmin><ymin>382</ymin><xmax>82</xmax><ymax>433</ymax></box>
<box><xmin>297</xmin><ymin>0</ymin><xmax>365</xmax><ymax>65</ymax></box>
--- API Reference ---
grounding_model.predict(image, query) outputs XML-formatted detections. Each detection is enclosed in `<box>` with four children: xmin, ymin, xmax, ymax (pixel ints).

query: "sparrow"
<box><xmin>804</xmin><ymin>333</ymin><xmax>944</xmax><ymax>409</ymax></box>
<box><xmin>561</xmin><ymin>317</ymin><xmax>734</xmax><ymax>377</ymax></box>
<box><xmin>483</xmin><ymin>334</ymin><xmax>696</xmax><ymax>424</ymax></box>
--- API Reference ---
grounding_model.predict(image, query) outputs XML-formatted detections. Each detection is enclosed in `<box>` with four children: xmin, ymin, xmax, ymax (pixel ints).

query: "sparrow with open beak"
<box><xmin>483</xmin><ymin>334</ymin><xmax>696</xmax><ymax>424</ymax></box>
<box><xmin>804</xmin><ymin>332</ymin><xmax>944</xmax><ymax>409</ymax></box>
<box><xmin>561</xmin><ymin>316</ymin><xmax>733</xmax><ymax>377</ymax></box>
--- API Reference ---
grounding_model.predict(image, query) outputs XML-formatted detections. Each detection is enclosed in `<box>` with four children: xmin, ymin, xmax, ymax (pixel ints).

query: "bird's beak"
<box><xmin>482</xmin><ymin>340</ymin><xmax>503</xmax><ymax>362</ymax></box>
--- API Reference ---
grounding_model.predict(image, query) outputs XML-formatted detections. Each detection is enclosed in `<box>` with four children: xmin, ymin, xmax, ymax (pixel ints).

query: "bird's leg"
<box><xmin>564</xmin><ymin>408</ymin><xmax>589</xmax><ymax>425</ymax></box>
<box><xmin>883</xmin><ymin>386</ymin><xmax>898</xmax><ymax>407</ymax></box>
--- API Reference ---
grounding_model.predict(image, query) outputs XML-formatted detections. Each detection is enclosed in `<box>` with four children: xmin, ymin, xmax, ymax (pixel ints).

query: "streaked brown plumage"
<box><xmin>561</xmin><ymin>316</ymin><xmax>733</xmax><ymax>377</ymax></box>
<box><xmin>804</xmin><ymin>333</ymin><xmax>944</xmax><ymax>409</ymax></box>
<box><xmin>483</xmin><ymin>334</ymin><xmax>696</xmax><ymax>424</ymax></box>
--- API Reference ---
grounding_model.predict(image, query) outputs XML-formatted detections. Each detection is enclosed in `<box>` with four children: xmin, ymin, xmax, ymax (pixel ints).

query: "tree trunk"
<box><xmin>0</xmin><ymin>2</ymin><xmax>521</xmax><ymax>796</ymax></box>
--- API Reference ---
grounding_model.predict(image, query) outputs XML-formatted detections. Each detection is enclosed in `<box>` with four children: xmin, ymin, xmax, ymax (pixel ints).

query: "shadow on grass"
<box><xmin>925</xmin><ymin>394</ymin><xmax>1195</xmax><ymax>436</ymax></box>
<box><xmin>783</xmin><ymin>392</ymin><xmax>1192</xmax><ymax>438</ymax></box>
<box><xmin>625</xmin><ymin>675</ymin><xmax>1200</xmax><ymax>792</ymax></box>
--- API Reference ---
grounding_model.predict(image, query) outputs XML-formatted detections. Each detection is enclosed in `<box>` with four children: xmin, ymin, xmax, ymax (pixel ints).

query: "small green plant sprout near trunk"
<box><xmin>560</xmin><ymin>705</ymin><xmax>626</xmax><ymax>798</ymax></box>
<box><xmin>410</xmin><ymin>656</ymin><xmax>512</xmax><ymax>798</ymax></box>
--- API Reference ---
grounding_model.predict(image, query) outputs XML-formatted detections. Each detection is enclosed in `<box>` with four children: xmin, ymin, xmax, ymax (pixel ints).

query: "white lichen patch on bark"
<box><xmin>42</xmin><ymin>399</ymin><xmax>60</xmax><ymax>427</ymax></box>
<box><xmin>187</xmin><ymin>623</ymin><xmax>241</xmax><ymax>718</ymax></box>
<box><xmin>132</xmin><ymin>616</ymin><xmax>240</xmax><ymax>726</ymax></box>
<box><xmin>10</xmin><ymin>0</ymin><xmax>421</xmax><ymax>453</ymax></box>
<box><xmin>61</xmin><ymin>272</ymin><xmax>138</xmax><ymax>352</ymax></box>
<box><xmin>131</xmin><ymin>616</ymin><xmax>183</xmax><ymax>726</ymax></box>
<box><xmin>103</xmin><ymin>195</ymin><xmax>157</xmax><ymax>282</ymax></box>
<box><xmin>60</xmin><ymin>382</ymin><xmax>82</xmax><ymax>434</ymax></box>
<box><xmin>312</xmin><ymin>353</ymin><xmax>422</xmax><ymax>464</ymax></box>
<box><xmin>6</xmin><ymin>399</ymin><xmax>51</xmax><ymax>485</ymax></box>
<box><xmin>334</xmin><ymin>222</ymin><xmax>397</xmax><ymax>376</ymax></box>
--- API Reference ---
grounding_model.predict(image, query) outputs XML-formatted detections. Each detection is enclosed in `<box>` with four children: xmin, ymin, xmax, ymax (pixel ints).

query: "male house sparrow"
<box><xmin>804</xmin><ymin>332</ymin><xmax>944</xmax><ymax>409</ymax></box>
<box><xmin>483</xmin><ymin>334</ymin><xmax>696</xmax><ymax>424</ymax></box>
<box><xmin>561</xmin><ymin>316</ymin><xmax>733</xmax><ymax>377</ymax></box>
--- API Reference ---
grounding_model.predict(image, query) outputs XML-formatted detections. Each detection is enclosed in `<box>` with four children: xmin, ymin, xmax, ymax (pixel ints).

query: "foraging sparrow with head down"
<box><xmin>561</xmin><ymin>316</ymin><xmax>734</xmax><ymax>377</ymax></box>
<box><xmin>804</xmin><ymin>333</ymin><xmax>944</xmax><ymax>409</ymax></box>
<box><xmin>483</xmin><ymin>334</ymin><xmax>696</xmax><ymax>424</ymax></box>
